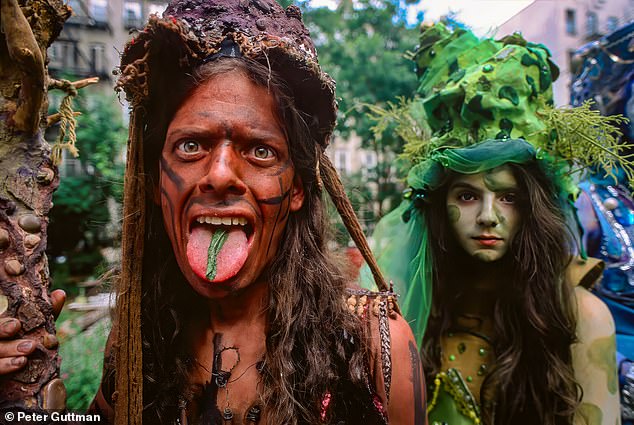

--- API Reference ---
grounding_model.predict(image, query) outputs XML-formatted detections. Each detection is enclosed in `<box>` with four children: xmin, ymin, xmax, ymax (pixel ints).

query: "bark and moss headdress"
<box><xmin>367</xmin><ymin>23</ymin><xmax>632</xmax><ymax>345</ymax></box>
<box><xmin>114</xmin><ymin>1</ymin><xmax>389</xmax><ymax>423</ymax></box>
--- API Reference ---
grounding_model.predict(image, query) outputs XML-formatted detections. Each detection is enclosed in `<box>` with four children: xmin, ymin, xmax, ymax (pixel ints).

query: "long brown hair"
<box><xmin>122</xmin><ymin>58</ymin><xmax>373</xmax><ymax>423</ymax></box>
<box><xmin>421</xmin><ymin>161</ymin><xmax>580</xmax><ymax>425</ymax></box>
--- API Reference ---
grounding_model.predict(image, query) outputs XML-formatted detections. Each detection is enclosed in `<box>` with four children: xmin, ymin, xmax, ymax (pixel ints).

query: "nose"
<box><xmin>198</xmin><ymin>145</ymin><xmax>247</xmax><ymax>196</ymax></box>
<box><xmin>477</xmin><ymin>195</ymin><xmax>499</xmax><ymax>228</ymax></box>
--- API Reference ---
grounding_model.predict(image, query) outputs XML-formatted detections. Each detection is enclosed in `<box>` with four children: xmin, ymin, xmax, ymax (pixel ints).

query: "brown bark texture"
<box><xmin>0</xmin><ymin>0</ymin><xmax>71</xmax><ymax>412</ymax></box>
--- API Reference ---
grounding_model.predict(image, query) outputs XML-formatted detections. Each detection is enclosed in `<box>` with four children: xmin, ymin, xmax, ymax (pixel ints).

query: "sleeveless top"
<box><xmin>426</xmin><ymin>257</ymin><xmax>603</xmax><ymax>425</ymax></box>
<box><xmin>88</xmin><ymin>288</ymin><xmax>396</xmax><ymax>424</ymax></box>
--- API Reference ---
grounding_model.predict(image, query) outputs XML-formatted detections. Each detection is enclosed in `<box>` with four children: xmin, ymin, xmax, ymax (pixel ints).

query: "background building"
<box><xmin>496</xmin><ymin>0</ymin><xmax>633</xmax><ymax>106</ymax></box>
<box><xmin>48</xmin><ymin>0</ymin><xmax>167</xmax><ymax>89</ymax></box>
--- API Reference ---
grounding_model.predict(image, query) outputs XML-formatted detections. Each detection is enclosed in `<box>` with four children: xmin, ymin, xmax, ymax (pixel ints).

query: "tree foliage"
<box><xmin>301</xmin><ymin>0</ymin><xmax>419</xmax><ymax>234</ymax></box>
<box><xmin>47</xmin><ymin>91</ymin><xmax>126</xmax><ymax>286</ymax></box>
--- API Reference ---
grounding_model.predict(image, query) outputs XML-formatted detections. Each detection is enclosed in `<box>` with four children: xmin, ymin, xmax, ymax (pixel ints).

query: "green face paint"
<box><xmin>577</xmin><ymin>403</ymin><xmax>603</xmax><ymax>424</ymax></box>
<box><xmin>206</xmin><ymin>229</ymin><xmax>229</xmax><ymax>281</ymax></box>
<box><xmin>483</xmin><ymin>166</ymin><xmax>517</xmax><ymax>192</ymax></box>
<box><xmin>446</xmin><ymin>167</ymin><xmax>521</xmax><ymax>263</ymax></box>
<box><xmin>587</xmin><ymin>334</ymin><xmax>618</xmax><ymax>394</ymax></box>
<box><xmin>447</xmin><ymin>204</ymin><xmax>460</xmax><ymax>222</ymax></box>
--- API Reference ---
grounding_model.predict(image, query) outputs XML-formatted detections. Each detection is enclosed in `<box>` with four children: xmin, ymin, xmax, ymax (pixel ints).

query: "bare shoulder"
<box><xmin>346</xmin><ymin>289</ymin><xmax>426</xmax><ymax>424</ymax></box>
<box><xmin>574</xmin><ymin>286</ymin><xmax>615</xmax><ymax>338</ymax></box>
<box><xmin>572</xmin><ymin>286</ymin><xmax>620</xmax><ymax>425</ymax></box>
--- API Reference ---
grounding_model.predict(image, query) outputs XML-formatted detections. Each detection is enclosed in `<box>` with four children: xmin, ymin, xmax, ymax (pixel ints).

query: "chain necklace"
<box><xmin>177</xmin><ymin>338</ymin><xmax>265</xmax><ymax>425</ymax></box>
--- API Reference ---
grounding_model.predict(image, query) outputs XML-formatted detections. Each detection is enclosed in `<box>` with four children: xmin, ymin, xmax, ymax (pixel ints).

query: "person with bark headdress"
<box><xmin>0</xmin><ymin>0</ymin><xmax>425</xmax><ymax>423</ymax></box>
<box><xmin>366</xmin><ymin>23</ymin><xmax>626</xmax><ymax>424</ymax></box>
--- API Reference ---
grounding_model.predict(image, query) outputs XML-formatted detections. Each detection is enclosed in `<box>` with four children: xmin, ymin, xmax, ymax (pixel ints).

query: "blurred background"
<box><xmin>46</xmin><ymin>0</ymin><xmax>633</xmax><ymax>409</ymax></box>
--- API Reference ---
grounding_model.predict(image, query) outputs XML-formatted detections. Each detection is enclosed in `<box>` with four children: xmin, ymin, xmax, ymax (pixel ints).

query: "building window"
<box><xmin>57</xmin><ymin>41</ymin><xmax>75</xmax><ymax>69</ymax></box>
<box><xmin>565</xmin><ymin>9</ymin><xmax>576</xmax><ymax>35</ymax></box>
<box><xmin>586</xmin><ymin>12</ymin><xmax>598</xmax><ymax>36</ymax></box>
<box><xmin>334</xmin><ymin>150</ymin><xmax>350</xmax><ymax>176</ymax></box>
<box><xmin>361</xmin><ymin>151</ymin><xmax>378</xmax><ymax>179</ymax></box>
<box><xmin>48</xmin><ymin>44</ymin><xmax>61</xmax><ymax>62</ymax></box>
<box><xmin>89</xmin><ymin>43</ymin><xmax>106</xmax><ymax>74</ymax></box>
<box><xmin>607</xmin><ymin>16</ymin><xmax>619</xmax><ymax>32</ymax></box>
<box><xmin>90</xmin><ymin>0</ymin><xmax>108</xmax><ymax>23</ymax></box>
<box><xmin>124</xmin><ymin>1</ymin><xmax>143</xmax><ymax>28</ymax></box>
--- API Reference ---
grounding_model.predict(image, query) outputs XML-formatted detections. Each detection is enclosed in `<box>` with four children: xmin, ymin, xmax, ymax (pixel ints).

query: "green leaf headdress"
<box><xmin>366</xmin><ymin>23</ymin><xmax>632</xmax><ymax>346</ymax></box>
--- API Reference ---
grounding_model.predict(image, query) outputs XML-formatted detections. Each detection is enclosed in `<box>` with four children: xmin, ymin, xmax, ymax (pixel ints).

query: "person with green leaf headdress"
<box><xmin>366</xmin><ymin>23</ymin><xmax>627</xmax><ymax>425</ymax></box>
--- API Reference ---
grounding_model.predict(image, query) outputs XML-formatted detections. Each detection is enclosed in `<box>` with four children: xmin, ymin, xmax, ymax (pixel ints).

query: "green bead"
<box><xmin>467</xmin><ymin>376</ymin><xmax>473</xmax><ymax>383</ymax></box>
<box><xmin>477</xmin><ymin>364</ymin><xmax>487</xmax><ymax>376</ymax></box>
<box><xmin>483</xmin><ymin>64</ymin><xmax>494</xmax><ymax>72</ymax></box>
<box><xmin>479</xmin><ymin>348</ymin><xmax>486</xmax><ymax>356</ymax></box>
<box><xmin>449</xmin><ymin>354</ymin><xmax>456</xmax><ymax>361</ymax></box>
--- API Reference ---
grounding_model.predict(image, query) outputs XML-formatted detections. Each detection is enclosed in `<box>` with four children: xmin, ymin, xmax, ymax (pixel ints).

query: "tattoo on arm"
<box><xmin>409</xmin><ymin>341</ymin><xmax>424</xmax><ymax>425</ymax></box>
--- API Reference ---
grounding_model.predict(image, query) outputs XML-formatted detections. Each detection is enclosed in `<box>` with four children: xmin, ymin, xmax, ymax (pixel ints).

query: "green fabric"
<box><xmin>363</xmin><ymin>23</ymin><xmax>591</xmax><ymax>346</ymax></box>
<box><xmin>406</xmin><ymin>23</ymin><xmax>559</xmax><ymax>156</ymax></box>
<box><xmin>365</xmin><ymin>139</ymin><xmax>537</xmax><ymax>346</ymax></box>
<box><xmin>428</xmin><ymin>388</ymin><xmax>477</xmax><ymax>425</ymax></box>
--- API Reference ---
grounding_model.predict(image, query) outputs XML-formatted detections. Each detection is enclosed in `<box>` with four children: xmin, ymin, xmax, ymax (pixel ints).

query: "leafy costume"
<box><xmin>366</xmin><ymin>23</ymin><xmax>630</xmax><ymax>424</ymax></box>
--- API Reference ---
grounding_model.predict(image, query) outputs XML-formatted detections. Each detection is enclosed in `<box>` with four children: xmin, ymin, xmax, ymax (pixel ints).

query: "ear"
<box><xmin>289</xmin><ymin>174</ymin><xmax>305</xmax><ymax>212</ymax></box>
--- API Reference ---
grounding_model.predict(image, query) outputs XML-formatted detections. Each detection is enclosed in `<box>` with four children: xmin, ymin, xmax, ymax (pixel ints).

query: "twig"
<box><xmin>48</xmin><ymin>77</ymin><xmax>99</xmax><ymax>92</ymax></box>
<box><xmin>1</xmin><ymin>0</ymin><xmax>45</xmax><ymax>134</ymax></box>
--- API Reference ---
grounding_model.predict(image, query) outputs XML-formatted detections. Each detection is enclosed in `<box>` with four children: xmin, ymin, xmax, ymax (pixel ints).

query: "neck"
<box><xmin>457</xmin><ymin>253</ymin><xmax>509</xmax><ymax>291</ymax></box>
<box><xmin>449</xmin><ymin>253</ymin><xmax>511</xmax><ymax>327</ymax></box>
<box><xmin>187</xmin><ymin>279</ymin><xmax>269</xmax><ymax>383</ymax></box>
<box><xmin>205</xmin><ymin>279</ymin><xmax>269</xmax><ymax>334</ymax></box>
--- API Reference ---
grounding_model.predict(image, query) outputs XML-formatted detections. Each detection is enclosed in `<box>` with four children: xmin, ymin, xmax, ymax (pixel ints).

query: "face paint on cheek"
<box><xmin>447</xmin><ymin>204</ymin><xmax>461</xmax><ymax>223</ymax></box>
<box><xmin>497</xmin><ymin>212</ymin><xmax>507</xmax><ymax>224</ymax></box>
<box><xmin>160</xmin><ymin>186</ymin><xmax>179</xmax><ymax>248</ymax></box>
<box><xmin>206</xmin><ymin>229</ymin><xmax>229</xmax><ymax>281</ymax></box>
<box><xmin>160</xmin><ymin>156</ymin><xmax>185</xmax><ymax>192</ymax></box>
<box><xmin>265</xmin><ymin>159</ymin><xmax>292</xmax><ymax>177</ymax></box>
<box><xmin>264</xmin><ymin>177</ymin><xmax>291</xmax><ymax>257</ymax></box>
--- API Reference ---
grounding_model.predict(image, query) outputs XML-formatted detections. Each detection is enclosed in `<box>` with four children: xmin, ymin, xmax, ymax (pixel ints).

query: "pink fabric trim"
<box><xmin>320</xmin><ymin>391</ymin><xmax>332</xmax><ymax>421</ymax></box>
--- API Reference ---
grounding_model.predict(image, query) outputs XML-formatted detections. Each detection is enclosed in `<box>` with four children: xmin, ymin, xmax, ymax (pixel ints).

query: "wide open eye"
<box><xmin>177</xmin><ymin>140</ymin><xmax>200</xmax><ymax>155</ymax></box>
<box><xmin>251</xmin><ymin>145</ymin><xmax>276</xmax><ymax>161</ymax></box>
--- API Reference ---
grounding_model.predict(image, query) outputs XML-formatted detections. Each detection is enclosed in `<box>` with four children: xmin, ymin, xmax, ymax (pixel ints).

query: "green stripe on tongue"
<box><xmin>206</xmin><ymin>229</ymin><xmax>229</xmax><ymax>281</ymax></box>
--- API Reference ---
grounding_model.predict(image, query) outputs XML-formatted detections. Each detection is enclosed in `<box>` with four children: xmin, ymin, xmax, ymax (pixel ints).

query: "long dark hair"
<box><xmin>123</xmin><ymin>58</ymin><xmax>371</xmax><ymax>423</ymax></box>
<box><xmin>421</xmin><ymin>161</ymin><xmax>580</xmax><ymax>425</ymax></box>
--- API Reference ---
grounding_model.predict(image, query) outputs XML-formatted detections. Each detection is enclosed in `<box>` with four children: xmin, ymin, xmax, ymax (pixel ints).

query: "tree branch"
<box><xmin>1</xmin><ymin>0</ymin><xmax>45</xmax><ymax>134</ymax></box>
<box><xmin>48</xmin><ymin>77</ymin><xmax>100</xmax><ymax>92</ymax></box>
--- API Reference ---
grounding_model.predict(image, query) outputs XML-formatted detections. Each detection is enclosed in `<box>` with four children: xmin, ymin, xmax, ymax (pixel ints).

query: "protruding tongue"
<box><xmin>187</xmin><ymin>226</ymin><xmax>249</xmax><ymax>282</ymax></box>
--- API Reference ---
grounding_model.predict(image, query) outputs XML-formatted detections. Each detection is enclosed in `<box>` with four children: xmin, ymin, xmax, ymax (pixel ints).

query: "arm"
<box><xmin>572</xmin><ymin>286</ymin><xmax>620</xmax><ymax>425</ymax></box>
<box><xmin>87</xmin><ymin>323</ymin><xmax>117</xmax><ymax>422</ymax></box>
<box><xmin>369</xmin><ymin>312</ymin><xmax>427</xmax><ymax>425</ymax></box>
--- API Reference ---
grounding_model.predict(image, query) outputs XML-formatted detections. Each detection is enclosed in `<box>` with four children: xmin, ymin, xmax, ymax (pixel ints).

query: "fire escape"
<box><xmin>48</xmin><ymin>0</ymin><xmax>113</xmax><ymax>82</ymax></box>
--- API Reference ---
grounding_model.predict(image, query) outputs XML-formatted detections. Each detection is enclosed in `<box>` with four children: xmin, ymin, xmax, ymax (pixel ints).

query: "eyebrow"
<box><xmin>448</xmin><ymin>181</ymin><xmax>518</xmax><ymax>192</ymax></box>
<box><xmin>166</xmin><ymin>126</ymin><xmax>284</xmax><ymax>144</ymax></box>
